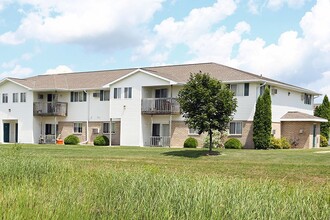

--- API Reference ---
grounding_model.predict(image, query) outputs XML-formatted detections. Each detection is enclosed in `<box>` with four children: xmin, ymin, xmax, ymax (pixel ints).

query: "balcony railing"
<box><xmin>150</xmin><ymin>136</ymin><xmax>170</xmax><ymax>147</ymax></box>
<box><xmin>33</xmin><ymin>102</ymin><xmax>68</xmax><ymax>116</ymax></box>
<box><xmin>141</xmin><ymin>98</ymin><xmax>180</xmax><ymax>115</ymax></box>
<box><xmin>39</xmin><ymin>135</ymin><xmax>56</xmax><ymax>144</ymax></box>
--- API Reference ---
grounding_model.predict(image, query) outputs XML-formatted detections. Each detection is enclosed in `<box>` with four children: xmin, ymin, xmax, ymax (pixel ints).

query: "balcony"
<box><xmin>150</xmin><ymin>136</ymin><xmax>170</xmax><ymax>147</ymax></box>
<box><xmin>141</xmin><ymin>98</ymin><xmax>180</xmax><ymax>115</ymax></box>
<box><xmin>33</xmin><ymin>102</ymin><xmax>68</xmax><ymax>117</ymax></box>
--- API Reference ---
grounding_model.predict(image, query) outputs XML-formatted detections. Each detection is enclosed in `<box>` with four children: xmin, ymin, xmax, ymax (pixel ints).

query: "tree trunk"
<box><xmin>209</xmin><ymin>129</ymin><xmax>213</xmax><ymax>154</ymax></box>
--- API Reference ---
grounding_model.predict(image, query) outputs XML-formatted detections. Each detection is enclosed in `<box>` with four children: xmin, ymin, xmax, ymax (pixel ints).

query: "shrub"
<box><xmin>320</xmin><ymin>135</ymin><xmax>328</xmax><ymax>147</ymax></box>
<box><xmin>224</xmin><ymin>138</ymin><xmax>242</xmax><ymax>149</ymax></box>
<box><xmin>94</xmin><ymin>135</ymin><xmax>109</xmax><ymax>146</ymax></box>
<box><xmin>270</xmin><ymin>137</ymin><xmax>282</xmax><ymax>149</ymax></box>
<box><xmin>184</xmin><ymin>137</ymin><xmax>198</xmax><ymax>148</ymax></box>
<box><xmin>203</xmin><ymin>130</ymin><xmax>227</xmax><ymax>148</ymax></box>
<box><xmin>64</xmin><ymin>135</ymin><xmax>80</xmax><ymax>145</ymax></box>
<box><xmin>270</xmin><ymin>137</ymin><xmax>291</xmax><ymax>149</ymax></box>
<box><xmin>280</xmin><ymin>137</ymin><xmax>291</xmax><ymax>149</ymax></box>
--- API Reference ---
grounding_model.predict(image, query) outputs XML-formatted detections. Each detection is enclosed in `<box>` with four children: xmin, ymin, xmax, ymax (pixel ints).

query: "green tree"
<box><xmin>314</xmin><ymin>95</ymin><xmax>330</xmax><ymax>140</ymax></box>
<box><xmin>253</xmin><ymin>87</ymin><xmax>272</xmax><ymax>149</ymax></box>
<box><xmin>178</xmin><ymin>73</ymin><xmax>237</xmax><ymax>154</ymax></box>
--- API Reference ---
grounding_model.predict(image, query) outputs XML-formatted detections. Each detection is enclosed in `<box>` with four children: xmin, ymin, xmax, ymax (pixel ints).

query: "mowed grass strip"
<box><xmin>0</xmin><ymin>144</ymin><xmax>329</xmax><ymax>219</ymax></box>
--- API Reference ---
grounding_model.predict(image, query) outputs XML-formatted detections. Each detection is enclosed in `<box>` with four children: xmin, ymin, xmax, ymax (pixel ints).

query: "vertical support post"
<box><xmin>54</xmin><ymin>116</ymin><xmax>57</xmax><ymax>144</ymax></box>
<box><xmin>150</xmin><ymin>115</ymin><xmax>153</xmax><ymax>146</ymax></box>
<box><xmin>169</xmin><ymin>85</ymin><xmax>173</xmax><ymax>147</ymax></box>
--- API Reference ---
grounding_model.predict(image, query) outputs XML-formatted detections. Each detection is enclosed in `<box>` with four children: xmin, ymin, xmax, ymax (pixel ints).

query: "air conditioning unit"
<box><xmin>93</xmin><ymin>92</ymin><xmax>100</xmax><ymax>97</ymax></box>
<box><xmin>92</xmin><ymin>128</ymin><xmax>99</xmax><ymax>134</ymax></box>
<box><xmin>271</xmin><ymin>88</ymin><xmax>277</xmax><ymax>95</ymax></box>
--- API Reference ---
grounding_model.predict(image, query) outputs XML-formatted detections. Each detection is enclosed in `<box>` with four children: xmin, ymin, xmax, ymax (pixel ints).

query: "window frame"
<box><xmin>229</xmin><ymin>121</ymin><xmax>243</xmax><ymax>135</ymax></box>
<box><xmin>100</xmin><ymin>90</ymin><xmax>110</xmax><ymax>101</ymax></box>
<box><xmin>70</xmin><ymin>91</ymin><xmax>87</xmax><ymax>102</ymax></box>
<box><xmin>230</xmin><ymin>83</ymin><xmax>249</xmax><ymax>96</ymax></box>
<box><xmin>188</xmin><ymin>127</ymin><xmax>199</xmax><ymax>136</ymax></box>
<box><xmin>2</xmin><ymin>93</ymin><xmax>8</xmax><ymax>103</ymax></box>
<box><xmin>73</xmin><ymin>122</ymin><xmax>83</xmax><ymax>134</ymax></box>
<box><xmin>304</xmin><ymin>93</ymin><xmax>312</xmax><ymax>105</ymax></box>
<box><xmin>20</xmin><ymin>92</ymin><xmax>26</xmax><ymax>102</ymax></box>
<box><xmin>124</xmin><ymin>87</ymin><xmax>132</xmax><ymax>99</ymax></box>
<box><xmin>13</xmin><ymin>93</ymin><xmax>19</xmax><ymax>103</ymax></box>
<box><xmin>103</xmin><ymin>122</ymin><xmax>115</xmax><ymax>134</ymax></box>
<box><xmin>114</xmin><ymin>88</ymin><xmax>121</xmax><ymax>99</ymax></box>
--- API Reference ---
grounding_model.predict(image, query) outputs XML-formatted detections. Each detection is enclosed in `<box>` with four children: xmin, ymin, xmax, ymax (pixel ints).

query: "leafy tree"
<box><xmin>178</xmin><ymin>72</ymin><xmax>237</xmax><ymax>154</ymax></box>
<box><xmin>253</xmin><ymin>87</ymin><xmax>272</xmax><ymax>149</ymax></box>
<box><xmin>314</xmin><ymin>95</ymin><xmax>330</xmax><ymax>140</ymax></box>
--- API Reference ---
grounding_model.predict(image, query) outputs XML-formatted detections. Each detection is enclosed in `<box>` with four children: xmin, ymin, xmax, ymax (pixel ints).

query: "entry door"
<box><xmin>151</xmin><ymin>124</ymin><xmax>161</xmax><ymax>146</ymax></box>
<box><xmin>15</xmin><ymin>123</ymin><xmax>18</xmax><ymax>143</ymax></box>
<box><xmin>155</xmin><ymin>89</ymin><xmax>168</xmax><ymax>98</ymax></box>
<box><xmin>155</xmin><ymin>89</ymin><xmax>168</xmax><ymax>111</ymax></box>
<box><xmin>3</xmin><ymin>123</ymin><xmax>10</xmax><ymax>143</ymax></box>
<box><xmin>47</xmin><ymin>94</ymin><xmax>57</xmax><ymax>113</ymax></box>
<box><xmin>152</xmin><ymin>124</ymin><xmax>160</xmax><ymax>136</ymax></box>
<box><xmin>312</xmin><ymin>124</ymin><xmax>316</xmax><ymax>148</ymax></box>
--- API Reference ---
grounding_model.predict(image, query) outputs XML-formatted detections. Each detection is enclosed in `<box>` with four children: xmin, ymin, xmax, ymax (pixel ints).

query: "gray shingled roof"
<box><xmin>281</xmin><ymin>111</ymin><xmax>328</xmax><ymax>122</ymax></box>
<box><xmin>4</xmin><ymin>62</ymin><xmax>319</xmax><ymax>94</ymax></box>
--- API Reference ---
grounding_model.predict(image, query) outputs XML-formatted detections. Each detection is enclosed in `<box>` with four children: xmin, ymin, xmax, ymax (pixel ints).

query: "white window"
<box><xmin>73</xmin><ymin>122</ymin><xmax>83</xmax><ymax>133</ymax></box>
<box><xmin>230</xmin><ymin>83</ymin><xmax>249</xmax><ymax>96</ymax></box>
<box><xmin>20</xmin><ymin>93</ymin><xmax>26</xmax><ymax>102</ymax></box>
<box><xmin>103</xmin><ymin>122</ymin><xmax>115</xmax><ymax>134</ymax></box>
<box><xmin>2</xmin><ymin>93</ymin><xmax>8</xmax><ymax>103</ymax></box>
<box><xmin>100</xmin><ymin>90</ymin><xmax>110</xmax><ymax>101</ymax></box>
<box><xmin>188</xmin><ymin>127</ymin><xmax>199</xmax><ymax>135</ymax></box>
<box><xmin>124</xmin><ymin>87</ymin><xmax>132</xmax><ymax>98</ymax></box>
<box><xmin>71</xmin><ymin>92</ymin><xmax>87</xmax><ymax>102</ymax></box>
<box><xmin>13</xmin><ymin>93</ymin><xmax>18</xmax><ymax>103</ymax></box>
<box><xmin>304</xmin><ymin>94</ymin><xmax>312</xmax><ymax>105</ymax></box>
<box><xmin>114</xmin><ymin>88</ymin><xmax>121</xmax><ymax>99</ymax></box>
<box><xmin>229</xmin><ymin>122</ymin><xmax>242</xmax><ymax>135</ymax></box>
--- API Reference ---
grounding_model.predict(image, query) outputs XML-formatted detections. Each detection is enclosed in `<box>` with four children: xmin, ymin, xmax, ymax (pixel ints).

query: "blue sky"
<box><xmin>0</xmin><ymin>0</ymin><xmax>329</xmax><ymax>101</ymax></box>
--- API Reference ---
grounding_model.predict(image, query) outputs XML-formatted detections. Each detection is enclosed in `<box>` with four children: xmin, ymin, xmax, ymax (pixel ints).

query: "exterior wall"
<box><xmin>58</xmin><ymin>121</ymin><xmax>120</xmax><ymax>145</ymax></box>
<box><xmin>0</xmin><ymin>81</ymin><xmax>34</xmax><ymax>143</ymax></box>
<box><xmin>281</xmin><ymin>121</ymin><xmax>320</xmax><ymax>148</ymax></box>
<box><xmin>170</xmin><ymin>121</ymin><xmax>206</xmax><ymax>148</ymax></box>
<box><xmin>228</xmin><ymin>121</ymin><xmax>254</xmax><ymax>149</ymax></box>
<box><xmin>110</xmin><ymin>71</ymin><xmax>172</xmax><ymax>146</ymax></box>
<box><xmin>271</xmin><ymin>86</ymin><xmax>314</xmax><ymax>122</ymax></box>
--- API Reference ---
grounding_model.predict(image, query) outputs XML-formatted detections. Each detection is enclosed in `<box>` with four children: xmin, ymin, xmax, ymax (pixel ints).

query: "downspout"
<box><xmin>109</xmin><ymin>85</ymin><xmax>112</xmax><ymax>146</ymax></box>
<box><xmin>169</xmin><ymin>85</ymin><xmax>173</xmax><ymax>147</ymax></box>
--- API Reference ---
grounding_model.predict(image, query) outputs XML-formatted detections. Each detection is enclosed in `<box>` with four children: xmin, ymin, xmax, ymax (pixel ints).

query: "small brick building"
<box><xmin>280</xmin><ymin>111</ymin><xmax>327</xmax><ymax>148</ymax></box>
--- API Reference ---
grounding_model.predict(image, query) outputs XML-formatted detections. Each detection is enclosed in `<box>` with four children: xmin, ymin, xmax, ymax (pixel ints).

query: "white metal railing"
<box><xmin>141</xmin><ymin>98</ymin><xmax>180</xmax><ymax>114</ymax></box>
<box><xmin>150</xmin><ymin>136</ymin><xmax>170</xmax><ymax>147</ymax></box>
<box><xmin>34</xmin><ymin>102</ymin><xmax>68</xmax><ymax>116</ymax></box>
<box><xmin>39</xmin><ymin>135</ymin><xmax>56</xmax><ymax>144</ymax></box>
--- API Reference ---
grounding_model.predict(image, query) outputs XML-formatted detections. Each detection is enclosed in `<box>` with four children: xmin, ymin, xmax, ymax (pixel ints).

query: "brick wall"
<box><xmin>281</xmin><ymin>121</ymin><xmax>320</xmax><ymax>148</ymax></box>
<box><xmin>58</xmin><ymin>121</ymin><xmax>121</xmax><ymax>145</ymax></box>
<box><xmin>170</xmin><ymin>121</ymin><xmax>206</xmax><ymax>148</ymax></box>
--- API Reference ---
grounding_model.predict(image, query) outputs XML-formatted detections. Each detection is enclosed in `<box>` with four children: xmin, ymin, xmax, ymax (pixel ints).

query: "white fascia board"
<box><xmin>280</xmin><ymin>118</ymin><xmax>328</xmax><ymax>122</ymax></box>
<box><xmin>103</xmin><ymin>68</ymin><xmax>177</xmax><ymax>88</ymax></box>
<box><xmin>224</xmin><ymin>79</ymin><xmax>320</xmax><ymax>96</ymax></box>
<box><xmin>1</xmin><ymin>78</ymin><xmax>32</xmax><ymax>90</ymax></box>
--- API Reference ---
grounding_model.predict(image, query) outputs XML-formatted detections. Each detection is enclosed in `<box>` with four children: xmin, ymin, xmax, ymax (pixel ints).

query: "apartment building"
<box><xmin>0</xmin><ymin>63</ymin><xmax>326</xmax><ymax>148</ymax></box>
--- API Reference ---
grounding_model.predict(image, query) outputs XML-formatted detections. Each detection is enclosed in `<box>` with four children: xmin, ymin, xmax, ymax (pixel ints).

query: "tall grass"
<box><xmin>0</xmin><ymin>146</ymin><xmax>329</xmax><ymax>219</ymax></box>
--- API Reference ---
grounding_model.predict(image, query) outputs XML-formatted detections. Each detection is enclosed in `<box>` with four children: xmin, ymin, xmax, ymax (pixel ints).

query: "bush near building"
<box><xmin>64</xmin><ymin>135</ymin><xmax>80</xmax><ymax>145</ymax></box>
<box><xmin>184</xmin><ymin>137</ymin><xmax>198</xmax><ymax>148</ymax></box>
<box><xmin>224</xmin><ymin>138</ymin><xmax>242</xmax><ymax>149</ymax></box>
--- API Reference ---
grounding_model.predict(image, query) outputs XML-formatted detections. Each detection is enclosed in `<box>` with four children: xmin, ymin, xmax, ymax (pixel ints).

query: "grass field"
<box><xmin>0</xmin><ymin>144</ymin><xmax>329</xmax><ymax>219</ymax></box>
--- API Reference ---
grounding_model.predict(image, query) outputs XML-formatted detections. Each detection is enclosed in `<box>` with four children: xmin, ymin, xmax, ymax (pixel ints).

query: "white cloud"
<box><xmin>0</xmin><ymin>0</ymin><xmax>165</xmax><ymax>50</ymax></box>
<box><xmin>267</xmin><ymin>0</ymin><xmax>308</xmax><ymax>10</ymax></box>
<box><xmin>306</xmin><ymin>71</ymin><xmax>330</xmax><ymax>102</ymax></box>
<box><xmin>0</xmin><ymin>64</ymin><xmax>33</xmax><ymax>79</ymax></box>
<box><xmin>43</xmin><ymin>65</ymin><xmax>73</xmax><ymax>75</ymax></box>
<box><xmin>229</xmin><ymin>0</ymin><xmax>330</xmax><ymax>86</ymax></box>
<box><xmin>132</xmin><ymin>0</ymin><xmax>238</xmax><ymax>62</ymax></box>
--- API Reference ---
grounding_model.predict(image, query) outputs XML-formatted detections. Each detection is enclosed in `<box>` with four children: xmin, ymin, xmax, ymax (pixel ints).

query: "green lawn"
<box><xmin>0</xmin><ymin>144</ymin><xmax>329</xmax><ymax>219</ymax></box>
